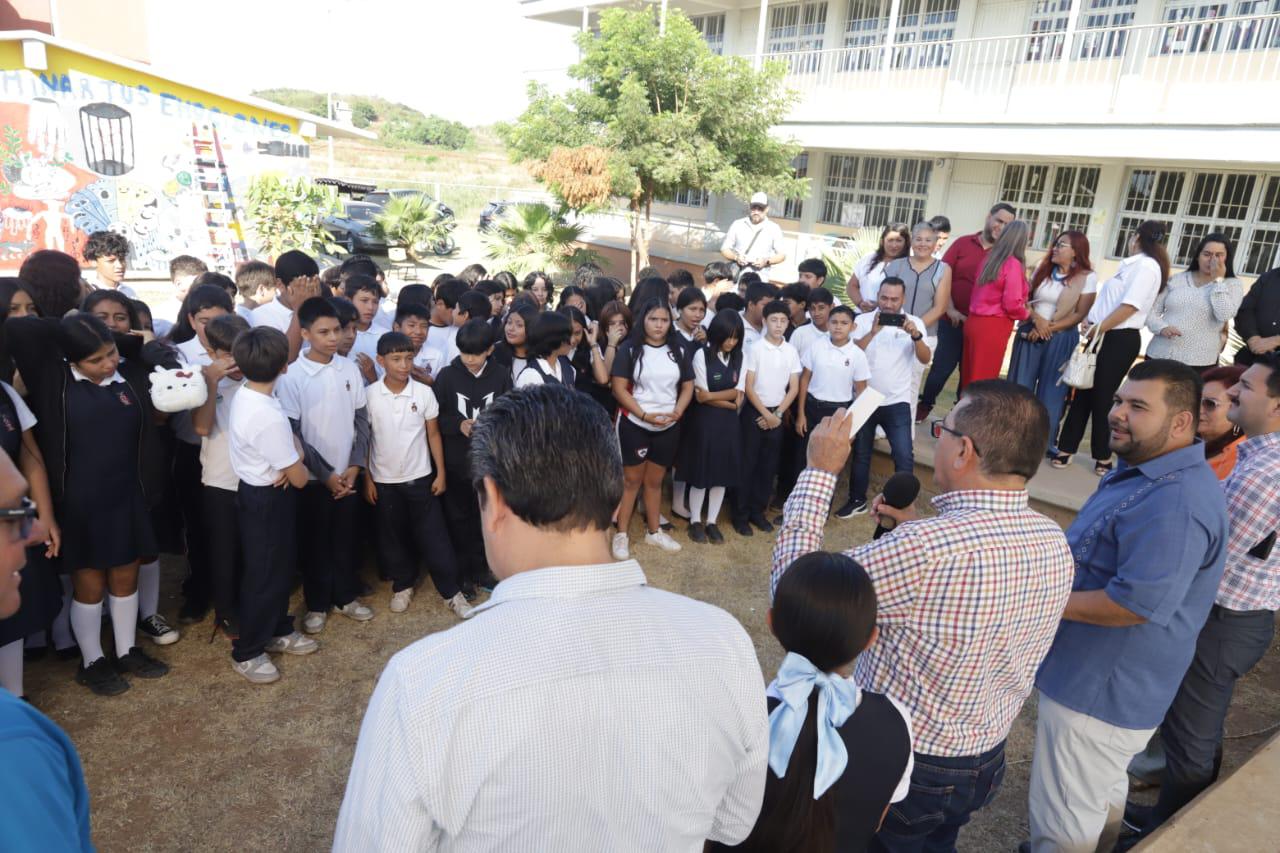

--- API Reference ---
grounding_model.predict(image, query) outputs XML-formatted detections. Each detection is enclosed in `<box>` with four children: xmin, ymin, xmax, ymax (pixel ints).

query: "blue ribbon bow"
<box><xmin>767</xmin><ymin>651</ymin><xmax>862</xmax><ymax>799</ymax></box>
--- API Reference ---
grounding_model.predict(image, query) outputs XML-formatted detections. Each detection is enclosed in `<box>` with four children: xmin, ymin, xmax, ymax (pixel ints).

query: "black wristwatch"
<box><xmin>910</xmin><ymin>332</ymin><xmax>923</xmax><ymax>342</ymax></box>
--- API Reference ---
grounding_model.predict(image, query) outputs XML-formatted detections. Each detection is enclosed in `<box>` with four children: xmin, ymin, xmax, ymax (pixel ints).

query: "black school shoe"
<box><xmin>114</xmin><ymin>647</ymin><xmax>170</xmax><ymax>679</ymax></box>
<box><xmin>705</xmin><ymin>524</ymin><xmax>725</xmax><ymax>545</ymax></box>
<box><xmin>178</xmin><ymin>599</ymin><xmax>209</xmax><ymax>625</ymax></box>
<box><xmin>688</xmin><ymin>522</ymin><xmax>707</xmax><ymax>543</ymax></box>
<box><xmin>749</xmin><ymin>514</ymin><xmax>774</xmax><ymax>533</ymax></box>
<box><xmin>75</xmin><ymin>657</ymin><xmax>130</xmax><ymax>696</ymax></box>
<box><xmin>732</xmin><ymin>520</ymin><xmax>753</xmax><ymax>537</ymax></box>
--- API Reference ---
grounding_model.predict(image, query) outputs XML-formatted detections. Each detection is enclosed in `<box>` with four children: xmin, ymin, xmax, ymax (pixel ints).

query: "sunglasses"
<box><xmin>931</xmin><ymin>419</ymin><xmax>982</xmax><ymax>456</ymax></box>
<box><xmin>0</xmin><ymin>497</ymin><xmax>37</xmax><ymax>543</ymax></box>
<box><xmin>1200</xmin><ymin>398</ymin><xmax>1224</xmax><ymax>411</ymax></box>
<box><xmin>749</xmin><ymin>204</ymin><xmax>767</xmax><ymax>211</ymax></box>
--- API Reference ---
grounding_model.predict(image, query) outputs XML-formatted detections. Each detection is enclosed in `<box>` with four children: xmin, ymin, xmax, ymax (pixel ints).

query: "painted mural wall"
<box><xmin>0</xmin><ymin>43</ymin><xmax>312</xmax><ymax>272</ymax></box>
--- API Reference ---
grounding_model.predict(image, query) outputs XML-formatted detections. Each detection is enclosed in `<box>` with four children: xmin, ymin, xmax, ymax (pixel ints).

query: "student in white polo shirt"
<box><xmin>342</xmin><ymin>274</ymin><xmax>384</xmax><ymax>384</ymax></box>
<box><xmin>838</xmin><ymin>277</ymin><xmax>934</xmax><ymax>519</ymax></box>
<box><xmin>363</xmin><ymin>332</ymin><xmax>473</xmax><ymax>620</ymax></box>
<box><xmin>788</xmin><ymin>287</ymin><xmax>834</xmax><ymax>361</ymax></box>
<box><xmin>249</xmin><ymin>250</ymin><xmax>317</xmax><ymax>334</ymax></box>
<box><xmin>191</xmin><ymin>314</ymin><xmax>251</xmax><ymax>639</ymax></box>
<box><xmin>740</xmin><ymin>281</ymin><xmax>777</xmax><ymax>352</ymax></box>
<box><xmin>796</xmin><ymin>304</ymin><xmax>870</xmax><ymax>462</ymax></box>
<box><xmin>225</xmin><ymin>326</ymin><xmax>314</xmax><ymax>684</ymax></box>
<box><xmin>733</xmin><ymin>300</ymin><xmax>801</xmax><ymax>537</ymax></box>
<box><xmin>275</xmin><ymin>298</ymin><xmax>374</xmax><ymax>636</ymax></box>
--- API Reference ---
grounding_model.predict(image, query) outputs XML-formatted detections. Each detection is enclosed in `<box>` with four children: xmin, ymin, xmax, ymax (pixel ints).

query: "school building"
<box><xmin>524</xmin><ymin>0</ymin><xmax>1280</xmax><ymax>283</ymax></box>
<box><xmin>0</xmin><ymin>3</ymin><xmax>370</xmax><ymax>273</ymax></box>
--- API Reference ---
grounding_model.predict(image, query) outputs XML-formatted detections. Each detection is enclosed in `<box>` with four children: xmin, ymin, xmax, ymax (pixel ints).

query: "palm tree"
<box><xmin>482</xmin><ymin>203</ymin><xmax>601</xmax><ymax>276</ymax></box>
<box><xmin>369</xmin><ymin>195</ymin><xmax>455</xmax><ymax>261</ymax></box>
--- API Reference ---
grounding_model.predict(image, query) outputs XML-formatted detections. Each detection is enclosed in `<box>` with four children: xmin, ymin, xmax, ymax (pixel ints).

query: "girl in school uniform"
<box><xmin>710</xmin><ymin>551</ymin><xmax>913</xmax><ymax>853</ymax></box>
<box><xmin>0</xmin><ymin>317</ymin><xmax>61</xmax><ymax>700</ymax></box>
<box><xmin>516</xmin><ymin>311</ymin><xmax>578</xmax><ymax>388</ymax></box>
<box><xmin>492</xmin><ymin>300</ymin><xmax>539</xmax><ymax>384</ymax></box>
<box><xmin>7</xmin><ymin>313</ymin><xmax>173</xmax><ymax>696</ymax></box>
<box><xmin>581</xmin><ymin>300</ymin><xmax>630</xmax><ymax>414</ymax></box>
<box><xmin>609</xmin><ymin>299</ymin><xmax>693</xmax><ymax>559</ymax></box>
<box><xmin>669</xmin><ymin>288</ymin><xmax>708</xmax><ymax>521</ymax></box>
<box><xmin>679</xmin><ymin>310</ymin><xmax>745</xmax><ymax>545</ymax></box>
<box><xmin>560</xmin><ymin>306</ymin><xmax>610</xmax><ymax>396</ymax></box>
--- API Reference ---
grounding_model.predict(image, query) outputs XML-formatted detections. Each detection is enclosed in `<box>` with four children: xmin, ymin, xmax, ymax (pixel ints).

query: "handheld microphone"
<box><xmin>873</xmin><ymin>472</ymin><xmax>920</xmax><ymax>540</ymax></box>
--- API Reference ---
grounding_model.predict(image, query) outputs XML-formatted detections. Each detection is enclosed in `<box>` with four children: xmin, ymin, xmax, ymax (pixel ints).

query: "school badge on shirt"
<box><xmin>1</xmin><ymin>415</ymin><xmax>13</xmax><ymax>433</ymax></box>
<box><xmin>118</xmin><ymin>390</ymin><xmax>132</xmax><ymax>406</ymax></box>
<box><xmin>411</xmin><ymin>402</ymin><xmax>418</xmax><ymax>413</ymax></box>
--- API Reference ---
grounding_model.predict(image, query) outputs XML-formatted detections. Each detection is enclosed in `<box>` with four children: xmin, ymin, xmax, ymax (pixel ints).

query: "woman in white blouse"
<box><xmin>1145</xmin><ymin>233</ymin><xmax>1244</xmax><ymax>372</ymax></box>
<box><xmin>845</xmin><ymin>222</ymin><xmax>909</xmax><ymax>312</ymax></box>
<box><xmin>1054</xmin><ymin>220</ymin><xmax>1169</xmax><ymax>475</ymax></box>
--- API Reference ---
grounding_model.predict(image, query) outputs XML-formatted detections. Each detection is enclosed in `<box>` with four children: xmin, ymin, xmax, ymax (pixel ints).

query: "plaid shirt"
<box><xmin>772</xmin><ymin>469</ymin><xmax>1074</xmax><ymax>757</ymax></box>
<box><xmin>1216</xmin><ymin>432</ymin><xmax>1280</xmax><ymax>611</ymax></box>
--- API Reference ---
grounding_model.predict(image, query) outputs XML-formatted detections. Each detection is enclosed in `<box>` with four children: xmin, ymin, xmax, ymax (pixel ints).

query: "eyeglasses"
<box><xmin>749</xmin><ymin>204</ymin><xmax>767</xmax><ymax>211</ymax></box>
<box><xmin>0</xmin><ymin>497</ymin><xmax>37</xmax><ymax>543</ymax></box>
<box><xmin>931</xmin><ymin>419</ymin><xmax>981</xmax><ymax>456</ymax></box>
<box><xmin>1201</xmin><ymin>398</ymin><xmax>1223</xmax><ymax>411</ymax></box>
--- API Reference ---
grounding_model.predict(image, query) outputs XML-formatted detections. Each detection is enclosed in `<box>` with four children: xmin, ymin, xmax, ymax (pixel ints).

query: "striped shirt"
<box><xmin>334</xmin><ymin>560</ymin><xmax>768</xmax><ymax>852</ymax></box>
<box><xmin>772</xmin><ymin>469</ymin><xmax>1074</xmax><ymax>757</ymax></box>
<box><xmin>1216</xmin><ymin>432</ymin><xmax>1280</xmax><ymax>612</ymax></box>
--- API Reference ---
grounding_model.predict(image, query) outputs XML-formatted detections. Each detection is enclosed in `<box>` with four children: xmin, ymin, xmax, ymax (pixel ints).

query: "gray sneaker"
<box><xmin>446</xmin><ymin>592</ymin><xmax>474</xmax><ymax>620</ymax></box>
<box><xmin>302</xmin><ymin>611</ymin><xmax>328</xmax><ymax>634</ymax></box>
<box><xmin>334</xmin><ymin>601</ymin><xmax>374</xmax><ymax>622</ymax></box>
<box><xmin>232</xmin><ymin>653</ymin><xmax>280</xmax><ymax>684</ymax></box>
<box><xmin>265</xmin><ymin>631</ymin><xmax>318</xmax><ymax>656</ymax></box>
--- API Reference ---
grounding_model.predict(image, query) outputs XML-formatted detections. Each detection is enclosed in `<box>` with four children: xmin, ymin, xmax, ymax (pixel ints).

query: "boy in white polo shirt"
<box><xmin>733</xmin><ymin>299</ymin><xmax>800</xmax><ymax>537</ymax></box>
<box><xmin>192</xmin><ymin>314</ymin><xmax>251</xmax><ymax>639</ymax></box>
<box><xmin>226</xmin><ymin>326</ymin><xmax>314</xmax><ymax>684</ymax></box>
<box><xmin>363</xmin><ymin>332</ymin><xmax>472</xmax><ymax>620</ymax></box>
<box><xmin>275</xmin><ymin>298</ymin><xmax>374</xmax><ymax>635</ymax></box>
<box><xmin>796</xmin><ymin>305</ymin><xmax>871</xmax><ymax>454</ymax></box>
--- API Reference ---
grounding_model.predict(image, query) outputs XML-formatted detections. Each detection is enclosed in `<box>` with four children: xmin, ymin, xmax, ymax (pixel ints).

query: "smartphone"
<box><xmin>879</xmin><ymin>312</ymin><xmax>906</xmax><ymax>327</ymax></box>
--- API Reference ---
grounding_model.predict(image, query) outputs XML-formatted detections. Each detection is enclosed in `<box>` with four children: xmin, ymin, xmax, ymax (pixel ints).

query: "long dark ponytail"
<box><xmin>1135</xmin><ymin>220</ymin><xmax>1171</xmax><ymax>293</ymax></box>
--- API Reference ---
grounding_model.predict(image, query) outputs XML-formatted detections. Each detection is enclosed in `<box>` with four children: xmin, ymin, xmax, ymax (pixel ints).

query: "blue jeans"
<box><xmin>1007</xmin><ymin>327</ymin><xmax>1078</xmax><ymax>454</ymax></box>
<box><xmin>872</xmin><ymin>741</ymin><xmax>1008</xmax><ymax>853</ymax></box>
<box><xmin>850</xmin><ymin>402</ymin><xmax>914</xmax><ymax>503</ymax></box>
<box><xmin>920</xmin><ymin>318</ymin><xmax>963</xmax><ymax>407</ymax></box>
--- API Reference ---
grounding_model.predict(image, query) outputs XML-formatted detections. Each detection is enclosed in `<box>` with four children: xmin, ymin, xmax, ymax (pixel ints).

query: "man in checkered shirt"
<box><xmin>772</xmin><ymin>380</ymin><xmax>1074</xmax><ymax>852</ymax></box>
<box><xmin>1129</xmin><ymin>354</ymin><xmax>1280</xmax><ymax>839</ymax></box>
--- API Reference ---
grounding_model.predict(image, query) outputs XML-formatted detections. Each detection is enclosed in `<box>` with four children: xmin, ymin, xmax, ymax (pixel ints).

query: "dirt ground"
<box><xmin>22</xmin><ymin>460</ymin><xmax>1280</xmax><ymax>853</ymax></box>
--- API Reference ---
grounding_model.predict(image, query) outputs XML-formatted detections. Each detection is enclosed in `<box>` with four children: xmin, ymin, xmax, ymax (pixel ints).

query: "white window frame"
<box><xmin>782</xmin><ymin>153</ymin><xmax>809</xmax><ymax>221</ymax></box>
<box><xmin>999</xmin><ymin>163</ymin><xmax>1100</xmax><ymax>250</ymax></box>
<box><xmin>689</xmin><ymin>13</ymin><xmax>726</xmax><ymax>54</ymax></box>
<box><xmin>660</xmin><ymin>187</ymin><xmax>709</xmax><ymax>208</ymax></box>
<box><xmin>820</xmin><ymin>154</ymin><xmax>932</xmax><ymax>227</ymax></box>
<box><xmin>1157</xmin><ymin>0</ymin><xmax>1280</xmax><ymax>54</ymax></box>
<box><xmin>1025</xmin><ymin>0</ymin><xmax>1074</xmax><ymax>61</ymax></box>
<box><xmin>1074</xmin><ymin>0</ymin><xmax>1140</xmax><ymax>59</ymax></box>
<box><xmin>767</xmin><ymin>2</ymin><xmax>829</xmax><ymax>73</ymax></box>
<box><xmin>843</xmin><ymin>0</ymin><xmax>890</xmax><ymax>70</ymax></box>
<box><xmin>893</xmin><ymin>0</ymin><xmax>960</xmax><ymax>69</ymax></box>
<box><xmin>1112</xmin><ymin>167</ymin><xmax>1280</xmax><ymax>276</ymax></box>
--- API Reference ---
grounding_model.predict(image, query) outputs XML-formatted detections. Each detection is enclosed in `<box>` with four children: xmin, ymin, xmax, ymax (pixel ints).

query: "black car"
<box><xmin>364</xmin><ymin>188</ymin><xmax>454</xmax><ymax>221</ymax></box>
<box><xmin>479</xmin><ymin>199</ymin><xmax>519</xmax><ymax>232</ymax></box>
<box><xmin>321</xmin><ymin>201</ymin><xmax>387</xmax><ymax>254</ymax></box>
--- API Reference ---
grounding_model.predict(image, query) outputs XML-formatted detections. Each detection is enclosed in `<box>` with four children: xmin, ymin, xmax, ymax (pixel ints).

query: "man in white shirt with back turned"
<box><xmin>721</xmin><ymin>193</ymin><xmax>785</xmax><ymax>281</ymax></box>
<box><xmin>335</xmin><ymin>384</ymin><xmax>768</xmax><ymax>852</ymax></box>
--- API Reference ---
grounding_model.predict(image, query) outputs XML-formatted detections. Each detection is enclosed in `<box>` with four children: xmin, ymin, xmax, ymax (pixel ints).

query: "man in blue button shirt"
<box><xmin>1026</xmin><ymin>360</ymin><xmax>1228</xmax><ymax>853</ymax></box>
<box><xmin>0</xmin><ymin>451</ymin><xmax>94</xmax><ymax>852</ymax></box>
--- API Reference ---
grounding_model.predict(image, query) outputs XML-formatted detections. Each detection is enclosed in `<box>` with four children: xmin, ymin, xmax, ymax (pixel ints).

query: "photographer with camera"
<box><xmin>720</xmin><ymin>193</ymin><xmax>786</xmax><ymax>282</ymax></box>
<box><xmin>834</xmin><ymin>278</ymin><xmax>933</xmax><ymax>519</ymax></box>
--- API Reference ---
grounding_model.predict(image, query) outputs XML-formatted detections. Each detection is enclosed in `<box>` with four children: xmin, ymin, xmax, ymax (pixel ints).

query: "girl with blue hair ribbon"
<box><xmin>711</xmin><ymin>551</ymin><xmax>914</xmax><ymax>852</ymax></box>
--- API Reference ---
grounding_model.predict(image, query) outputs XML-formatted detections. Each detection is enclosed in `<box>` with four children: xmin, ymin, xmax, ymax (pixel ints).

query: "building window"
<box><xmin>1074</xmin><ymin>0</ymin><xmax>1140</xmax><ymax>59</ymax></box>
<box><xmin>689</xmin><ymin>13</ymin><xmax>726</xmax><ymax>54</ymax></box>
<box><xmin>820</xmin><ymin>154</ymin><xmax>932</xmax><ymax>227</ymax></box>
<box><xmin>843</xmin><ymin>0</ymin><xmax>890</xmax><ymax>69</ymax></box>
<box><xmin>782</xmin><ymin>153</ymin><xmax>809</xmax><ymax>221</ymax></box>
<box><xmin>767</xmin><ymin>2</ymin><xmax>829</xmax><ymax>72</ymax></box>
<box><xmin>1157</xmin><ymin>0</ymin><xmax>1280</xmax><ymax>54</ymax></box>
<box><xmin>999</xmin><ymin>163</ymin><xmax>1100</xmax><ymax>250</ymax></box>
<box><xmin>1025</xmin><ymin>0</ymin><xmax>1075</xmax><ymax>61</ymax></box>
<box><xmin>1112</xmin><ymin>168</ymin><xmax>1280</xmax><ymax>275</ymax></box>
<box><xmin>893</xmin><ymin>0</ymin><xmax>960</xmax><ymax>69</ymax></box>
<box><xmin>660</xmin><ymin>187</ymin><xmax>709</xmax><ymax>208</ymax></box>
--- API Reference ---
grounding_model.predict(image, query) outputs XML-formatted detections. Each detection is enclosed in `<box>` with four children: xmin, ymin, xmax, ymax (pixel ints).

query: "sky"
<box><xmin>146</xmin><ymin>0</ymin><xmax>578</xmax><ymax>124</ymax></box>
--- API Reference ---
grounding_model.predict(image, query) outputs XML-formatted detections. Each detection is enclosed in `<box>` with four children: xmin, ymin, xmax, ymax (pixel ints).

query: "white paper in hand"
<box><xmin>845</xmin><ymin>387</ymin><xmax>886</xmax><ymax>439</ymax></box>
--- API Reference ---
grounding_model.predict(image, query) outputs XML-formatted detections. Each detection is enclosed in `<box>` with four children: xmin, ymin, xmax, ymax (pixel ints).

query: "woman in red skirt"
<box><xmin>961</xmin><ymin>219</ymin><xmax>1030</xmax><ymax>391</ymax></box>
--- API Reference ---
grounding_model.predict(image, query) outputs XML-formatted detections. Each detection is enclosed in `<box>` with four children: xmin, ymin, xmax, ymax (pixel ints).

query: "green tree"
<box><xmin>245</xmin><ymin>175</ymin><xmax>343</xmax><ymax>259</ymax></box>
<box><xmin>482</xmin><ymin>202</ymin><xmax>601</xmax><ymax>276</ymax></box>
<box><xmin>500</xmin><ymin>8</ymin><xmax>805</xmax><ymax>277</ymax></box>
<box><xmin>369</xmin><ymin>195</ymin><xmax>456</xmax><ymax>261</ymax></box>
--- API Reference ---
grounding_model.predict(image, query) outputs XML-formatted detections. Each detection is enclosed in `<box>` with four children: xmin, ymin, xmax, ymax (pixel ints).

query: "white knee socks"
<box><xmin>70</xmin><ymin>600</ymin><xmax>105</xmax><ymax>666</ymax></box>
<box><xmin>0</xmin><ymin>639</ymin><xmax>23</xmax><ymax>696</ymax></box>
<box><xmin>706</xmin><ymin>487</ymin><xmax>726</xmax><ymax>525</ymax></box>
<box><xmin>108</xmin><ymin>593</ymin><xmax>139</xmax><ymax>656</ymax></box>
<box><xmin>137</xmin><ymin>561</ymin><xmax>160</xmax><ymax>620</ymax></box>
<box><xmin>671</xmin><ymin>480</ymin><xmax>688</xmax><ymax>517</ymax></box>
<box><xmin>688</xmin><ymin>487</ymin><xmax>706</xmax><ymax>524</ymax></box>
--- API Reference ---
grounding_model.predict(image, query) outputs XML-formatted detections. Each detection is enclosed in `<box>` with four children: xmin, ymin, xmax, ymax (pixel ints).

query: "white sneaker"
<box><xmin>645</xmin><ymin>529</ymin><xmax>682</xmax><ymax>553</ymax></box>
<box><xmin>611</xmin><ymin>532</ymin><xmax>630</xmax><ymax>560</ymax></box>
<box><xmin>232</xmin><ymin>653</ymin><xmax>279</xmax><ymax>684</ymax></box>
<box><xmin>390</xmin><ymin>588</ymin><xmax>414</xmax><ymax>613</ymax></box>
<box><xmin>334</xmin><ymin>601</ymin><xmax>374</xmax><ymax>622</ymax></box>
<box><xmin>446</xmin><ymin>592</ymin><xmax>474</xmax><ymax>619</ymax></box>
<box><xmin>265</xmin><ymin>631</ymin><xmax>318</xmax><ymax>656</ymax></box>
<box><xmin>302</xmin><ymin>611</ymin><xmax>327</xmax><ymax>634</ymax></box>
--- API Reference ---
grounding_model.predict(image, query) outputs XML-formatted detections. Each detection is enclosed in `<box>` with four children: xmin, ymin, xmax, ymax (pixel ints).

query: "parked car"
<box><xmin>479</xmin><ymin>199</ymin><xmax>523</xmax><ymax>232</ymax></box>
<box><xmin>364</xmin><ymin>188</ymin><xmax>454</xmax><ymax>221</ymax></box>
<box><xmin>321</xmin><ymin>201</ymin><xmax>387</xmax><ymax>254</ymax></box>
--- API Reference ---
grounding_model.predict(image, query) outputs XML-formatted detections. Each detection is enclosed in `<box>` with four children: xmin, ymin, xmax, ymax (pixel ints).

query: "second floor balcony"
<box><xmin>757</xmin><ymin>12</ymin><xmax>1280</xmax><ymax>124</ymax></box>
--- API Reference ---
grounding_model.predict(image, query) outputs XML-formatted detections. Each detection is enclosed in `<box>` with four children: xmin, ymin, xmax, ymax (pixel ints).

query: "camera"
<box><xmin>878</xmin><ymin>312</ymin><xmax>906</xmax><ymax>327</ymax></box>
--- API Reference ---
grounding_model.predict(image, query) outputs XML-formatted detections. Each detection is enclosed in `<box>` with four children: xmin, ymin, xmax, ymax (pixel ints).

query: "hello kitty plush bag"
<box><xmin>149</xmin><ymin>366</ymin><xmax>208</xmax><ymax>412</ymax></box>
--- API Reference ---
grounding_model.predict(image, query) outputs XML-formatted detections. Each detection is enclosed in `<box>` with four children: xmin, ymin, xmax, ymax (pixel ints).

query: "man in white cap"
<box><xmin>721</xmin><ymin>192</ymin><xmax>786</xmax><ymax>281</ymax></box>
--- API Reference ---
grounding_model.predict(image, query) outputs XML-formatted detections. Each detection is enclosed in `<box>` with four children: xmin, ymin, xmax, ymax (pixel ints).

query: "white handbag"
<box><xmin>1060</xmin><ymin>333</ymin><xmax>1104</xmax><ymax>390</ymax></box>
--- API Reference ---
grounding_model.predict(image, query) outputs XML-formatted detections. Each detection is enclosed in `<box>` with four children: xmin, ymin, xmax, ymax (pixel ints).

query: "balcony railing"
<box><xmin>757</xmin><ymin>13</ymin><xmax>1280</xmax><ymax>123</ymax></box>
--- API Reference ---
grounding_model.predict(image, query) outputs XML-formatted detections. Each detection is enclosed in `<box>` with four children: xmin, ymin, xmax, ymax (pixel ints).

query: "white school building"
<box><xmin>523</xmin><ymin>0</ymin><xmax>1280</xmax><ymax>284</ymax></box>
